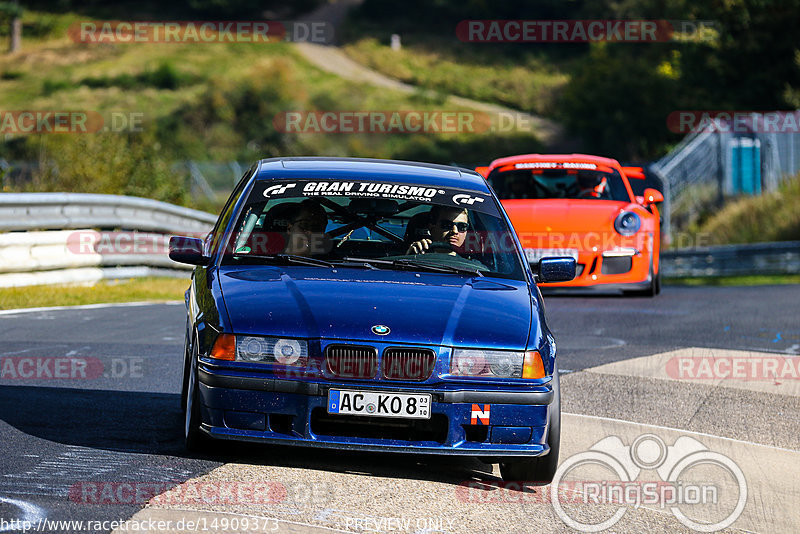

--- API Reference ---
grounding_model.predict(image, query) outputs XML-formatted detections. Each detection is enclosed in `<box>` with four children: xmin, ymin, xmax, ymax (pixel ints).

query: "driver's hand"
<box><xmin>406</xmin><ymin>239</ymin><xmax>431</xmax><ymax>254</ymax></box>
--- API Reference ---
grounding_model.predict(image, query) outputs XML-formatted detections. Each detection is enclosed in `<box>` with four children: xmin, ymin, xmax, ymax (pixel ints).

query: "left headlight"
<box><xmin>236</xmin><ymin>336</ymin><xmax>309</xmax><ymax>366</ymax></box>
<box><xmin>614</xmin><ymin>211</ymin><xmax>641</xmax><ymax>236</ymax></box>
<box><xmin>450</xmin><ymin>349</ymin><xmax>544</xmax><ymax>379</ymax></box>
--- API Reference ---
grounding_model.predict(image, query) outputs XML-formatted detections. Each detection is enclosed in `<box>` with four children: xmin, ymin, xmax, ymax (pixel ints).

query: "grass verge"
<box><xmin>665</xmin><ymin>274</ymin><xmax>800</xmax><ymax>287</ymax></box>
<box><xmin>341</xmin><ymin>37</ymin><xmax>568</xmax><ymax>116</ymax></box>
<box><xmin>0</xmin><ymin>277</ymin><xmax>189</xmax><ymax>310</ymax></box>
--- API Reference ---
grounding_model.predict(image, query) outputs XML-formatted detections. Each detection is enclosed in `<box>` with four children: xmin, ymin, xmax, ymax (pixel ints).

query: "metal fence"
<box><xmin>0</xmin><ymin>193</ymin><xmax>215</xmax><ymax>287</ymax></box>
<box><xmin>661</xmin><ymin>241</ymin><xmax>800</xmax><ymax>277</ymax></box>
<box><xmin>651</xmin><ymin>112</ymin><xmax>800</xmax><ymax>241</ymax></box>
<box><xmin>0</xmin><ymin>192</ymin><xmax>216</xmax><ymax>233</ymax></box>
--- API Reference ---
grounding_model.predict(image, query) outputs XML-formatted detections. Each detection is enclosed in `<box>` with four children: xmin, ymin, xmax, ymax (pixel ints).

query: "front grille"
<box><xmin>311</xmin><ymin>408</ymin><xmax>449</xmax><ymax>443</ymax></box>
<box><xmin>382</xmin><ymin>348</ymin><xmax>436</xmax><ymax>381</ymax></box>
<box><xmin>326</xmin><ymin>345</ymin><xmax>378</xmax><ymax>379</ymax></box>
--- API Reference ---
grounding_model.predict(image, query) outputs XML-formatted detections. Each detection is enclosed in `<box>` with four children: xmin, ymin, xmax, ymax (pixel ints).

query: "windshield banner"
<box><xmin>252</xmin><ymin>179</ymin><xmax>499</xmax><ymax>214</ymax></box>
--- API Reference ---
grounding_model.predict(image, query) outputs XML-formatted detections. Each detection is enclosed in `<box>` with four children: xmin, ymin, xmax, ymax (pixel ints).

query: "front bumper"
<box><xmin>542</xmin><ymin>248</ymin><xmax>653</xmax><ymax>288</ymax></box>
<box><xmin>196</xmin><ymin>366</ymin><xmax>555</xmax><ymax>457</ymax></box>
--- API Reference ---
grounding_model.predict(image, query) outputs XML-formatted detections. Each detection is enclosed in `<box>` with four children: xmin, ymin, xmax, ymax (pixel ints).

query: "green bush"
<box><xmin>42</xmin><ymin>79</ymin><xmax>75</xmax><ymax>95</ymax></box>
<box><xmin>696</xmin><ymin>175</ymin><xmax>800</xmax><ymax>244</ymax></box>
<box><xmin>26</xmin><ymin>130</ymin><xmax>191</xmax><ymax>208</ymax></box>
<box><xmin>78</xmin><ymin>62</ymin><xmax>195</xmax><ymax>91</ymax></box>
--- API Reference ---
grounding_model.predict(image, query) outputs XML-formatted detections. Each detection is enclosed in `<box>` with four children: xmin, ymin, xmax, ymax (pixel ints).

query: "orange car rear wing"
<box><xmin>474</xmin><ymin>166</ymin><xmax>490</xmax><ymax>178</ymax></box>
<box><xmin>622</xmin><ymin>166</ymin><xmax>646</xmax><ymax>179</ymax></box>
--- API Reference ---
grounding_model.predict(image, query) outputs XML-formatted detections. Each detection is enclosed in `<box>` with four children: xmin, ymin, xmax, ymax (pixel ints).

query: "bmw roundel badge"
<box><xmin>372</xmin><ymin>325</ymin><xmax>390</xmax><ymax>336</ymax></box>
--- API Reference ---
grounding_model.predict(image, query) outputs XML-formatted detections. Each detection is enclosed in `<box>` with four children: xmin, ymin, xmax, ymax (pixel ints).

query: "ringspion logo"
<box><xmin>551</xmin><ymin>434</ymin><xmax>747</xmax><ymax>532</ymax></box>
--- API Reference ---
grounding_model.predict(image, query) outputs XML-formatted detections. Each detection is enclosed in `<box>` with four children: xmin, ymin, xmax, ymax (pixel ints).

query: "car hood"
<box><xmin>218</xmin><ymin>266</ymin><xmax>532</xmax><ymax>349</ymax></box>
<box><xmin>502</xmin><ymin>198</ymin><xmax>633</xmax><ymax>234</ymax></box>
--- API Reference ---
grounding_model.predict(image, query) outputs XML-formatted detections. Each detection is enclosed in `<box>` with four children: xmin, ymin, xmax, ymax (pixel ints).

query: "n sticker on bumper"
<box><xmin>470</xmin><ymin>404</ymin><xmax>490</xmax><ymax>425</ymax></box>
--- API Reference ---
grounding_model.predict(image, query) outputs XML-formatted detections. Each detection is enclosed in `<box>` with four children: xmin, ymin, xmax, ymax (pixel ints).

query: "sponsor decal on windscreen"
<box><xmin>252</xmin><ymin>179</ymin><xmax>497</xmax><ymax>214</ymax></box>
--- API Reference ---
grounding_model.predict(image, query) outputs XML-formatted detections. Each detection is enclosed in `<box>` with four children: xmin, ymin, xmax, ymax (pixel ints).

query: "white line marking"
<box><xmin>0</xmin><ymin>496</ymin><xmax>46</xmax><ymax>532</ymax></box>
<box><xmin>0</xmin><ymin>301</ymin><xmax>183</xmax><ymax>316</ymax></box>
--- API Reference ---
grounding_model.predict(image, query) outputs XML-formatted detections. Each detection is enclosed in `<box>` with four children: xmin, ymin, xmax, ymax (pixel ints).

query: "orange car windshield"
<box><xmin>489</xmin><ymin>168</ymin><xmax>630</xmax><ymax>202</ymax></box>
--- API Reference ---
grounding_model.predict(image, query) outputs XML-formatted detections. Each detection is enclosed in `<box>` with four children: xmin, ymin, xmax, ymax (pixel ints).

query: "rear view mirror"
<box><xmin>536</xmin><ymin>257</ymin><xmax>576</xmax><ymax>283</ymax></box>
<box><xmin>348</xmin><ymin>198</ymin><xmax>399</xmax><ymax>216</ymax></box>
<box><xmin>169</xmin><ymin>236</ymin><xmax>209</xmax><ymax>266</ymax></box>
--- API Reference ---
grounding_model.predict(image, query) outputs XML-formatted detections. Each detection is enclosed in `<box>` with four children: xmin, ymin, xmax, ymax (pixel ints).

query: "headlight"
<box><xmin>614</xmin><ymin>211</ymin><xmax>641</xmax><ymax>236</ymax></box>
<box><xmin>236</xmin><ymin>336</ymin><xmax>308</xmax><ymax>366</ymax></box>
<box><xmin>451</xmin><ymin>349</ymin><xmax>544</xmax><ymax>378</ymax></box>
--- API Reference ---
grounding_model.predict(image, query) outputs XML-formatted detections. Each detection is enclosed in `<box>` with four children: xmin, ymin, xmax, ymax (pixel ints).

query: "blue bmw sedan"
<box><xmin>169</xmin><ymin>157</ymin><xmax>575</xmax><ymax>483</ymax></box>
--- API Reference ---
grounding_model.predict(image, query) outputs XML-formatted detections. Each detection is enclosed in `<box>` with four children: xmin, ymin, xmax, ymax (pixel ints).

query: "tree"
<box><xmin>0</xmin><ymin>0</ymin><xmax>22</xmax><ymax>53</ymax></box>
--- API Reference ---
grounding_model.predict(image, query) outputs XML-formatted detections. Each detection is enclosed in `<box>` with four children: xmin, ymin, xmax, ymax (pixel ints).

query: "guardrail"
<box><xmin>661</xmin><ymin>241</ymin><xmax>800</xmax><ymax>277</ymax></box>
<box><xmin>2</xmin><ymin>193</ymin><xmax>798</xmax><ymax>286</ymax></box>
<box><xmin>0</xmin><ymin>193</ymin><xmax>215</xmax><ymax>287</ymax></box>
<box><xmin>0</xmin><ymin>192</ymin><xmax>216</xmax><ymax>233</ymax></box>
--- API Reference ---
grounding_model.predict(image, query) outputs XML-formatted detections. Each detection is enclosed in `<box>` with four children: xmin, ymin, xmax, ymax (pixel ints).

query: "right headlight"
<box><xmin>614</xmin><ymin>210</ymin><xmax>641</xmax><ymax>236</ymax></box>
<box><xmin>450</xmin><ymin>349</ymin><xmax>544</xmax><ymax>379</ymax></box>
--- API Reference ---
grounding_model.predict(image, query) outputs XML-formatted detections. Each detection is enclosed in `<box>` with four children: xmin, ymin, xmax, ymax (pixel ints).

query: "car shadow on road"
<box><xmin>0</xmin><ymin>384</ymin><xmax>516</xmax><ymax>491</ymax></box>
<box><xmin>0</xmin><ymin>384</ymin><xmax>186</xmax><ymax>455</ymax></box>
<box><xmin>210</xmin><ymin>439</ymin><xmax>500</xmax><ymax>488</ymax></box>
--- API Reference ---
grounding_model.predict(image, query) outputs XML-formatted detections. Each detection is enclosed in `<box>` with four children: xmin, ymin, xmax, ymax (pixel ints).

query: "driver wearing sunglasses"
<box><xmin>406</xmin><ymin>206</ymin><xmax>469</xmax><ymax>255</ymax></box>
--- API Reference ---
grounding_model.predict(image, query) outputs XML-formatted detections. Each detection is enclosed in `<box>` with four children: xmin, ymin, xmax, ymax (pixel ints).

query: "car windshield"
<box><xmin>221</xmin><ymin>178</ymin><xmax>526</xmax><ymax>280</ymax></box>
<box><xmin>489</xmin><ymin>166</ymin><xmax>631</xmax><ymax>202</ymax></box>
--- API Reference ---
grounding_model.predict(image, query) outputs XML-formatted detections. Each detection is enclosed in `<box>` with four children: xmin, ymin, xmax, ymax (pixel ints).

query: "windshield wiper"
<box><xmin>342</xmin><ymin>257</ymin><xmax>484</xmax><ymax>277</ymax></box>
<box><xmin>332</xmin><ymin>258</ymin><xmax>379</xmax><ymax>270</ymax></box>
<box><xmin>232</xmin><ymin>253</ymin><xmax>334</xmax><ymax>268</ymax></box>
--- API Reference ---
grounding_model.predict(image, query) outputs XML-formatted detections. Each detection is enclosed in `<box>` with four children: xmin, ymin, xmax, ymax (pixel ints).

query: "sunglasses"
<box><xmin>438</xmin><ymin>220</ymin><xmax>469</xmax><ymax>233</ymax></box>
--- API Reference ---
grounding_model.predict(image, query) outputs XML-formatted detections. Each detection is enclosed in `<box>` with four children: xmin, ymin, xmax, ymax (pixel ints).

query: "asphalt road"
<box><xmin>0</xmin><ymin>284</ymin><xmax>798</xmax><ymax>533</ymax></box>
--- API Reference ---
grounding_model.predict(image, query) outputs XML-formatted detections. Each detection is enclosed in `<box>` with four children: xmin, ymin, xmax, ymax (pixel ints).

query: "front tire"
<box><xmin>625</xmin><ymin>263</ymin><xmax>660</xmax><ymax>297</ymax></box>
<box><xmin>499</xmin><ymin>366</ymin><xmax>561</xmax><ymax>485</ymax></box>
<box><xmin>184</xmin><ymin>340</ymin><xmax>212</xmax><ymax>453</ymax></box>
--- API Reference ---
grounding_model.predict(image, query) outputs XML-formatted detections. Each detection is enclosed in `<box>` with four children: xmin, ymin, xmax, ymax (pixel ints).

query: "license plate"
<box><xmin>524</xmin><ymin>248</ymin><xmax>579</xmax><ymax>263</ymax></box>
<box><xmin>327</xmin><ymin>390</ymin><xmax>431</xmax><ymax>419</ymax></box>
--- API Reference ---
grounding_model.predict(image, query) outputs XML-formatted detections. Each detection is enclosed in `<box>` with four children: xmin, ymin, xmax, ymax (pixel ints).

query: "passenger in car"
<box><xmin>284</xmin><ymin>199</ymin><xmax>329</xmax><ymax>256</ymax></box>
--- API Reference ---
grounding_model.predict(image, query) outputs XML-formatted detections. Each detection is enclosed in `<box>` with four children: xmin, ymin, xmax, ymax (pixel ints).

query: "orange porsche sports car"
<box><xmin>476</xmin><ymin>154</ymin><xmax>663</xmax><ymax>296</ymax></box>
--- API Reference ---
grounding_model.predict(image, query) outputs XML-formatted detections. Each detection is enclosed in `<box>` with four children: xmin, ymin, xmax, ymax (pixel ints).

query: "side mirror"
<box><xmin>169</xmin><ymin>236</ymin><xmax>209</xmax><ymax>266</ymax></box>
<box><xmin>537</xmin><ymin>257</ymin><xmax>576</xmax><ymax>283</ymax></box>
<box><xmin>642</xmin><ymin>188</ymin><xmax>664</xmax><ymax>205</ymax></box>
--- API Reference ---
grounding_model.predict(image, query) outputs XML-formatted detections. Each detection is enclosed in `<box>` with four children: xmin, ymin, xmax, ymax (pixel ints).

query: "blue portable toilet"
<box><xmin>729</xmin><ymin>137</ymin><xmax>761</xmax><ymax>194</ymax></box>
